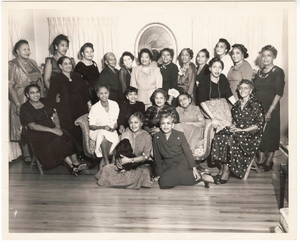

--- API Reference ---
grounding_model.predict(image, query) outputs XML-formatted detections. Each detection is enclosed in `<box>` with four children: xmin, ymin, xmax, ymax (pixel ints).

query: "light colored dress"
<box><xmin>227</xmin><ymin>60</ymin><xmax>253</xmax><ymax>99</ymax></box>
<box><xmin>95</xmin><ymin>129</ymin><xmax>153</xmax><ymax>189</ymax></box>
<box><xmin>175</xmin><ymin>105</ymin><xmax>206</xmax><ymax>152</ymax></box>
<box><xmin>130</xmin><ymin>65</ymin><xmax>162</xmax><ymax>109</ymax></box>
<box><xmin>88</xmin><ymin>100</ymin><xmax>120</xmax><ymax>157</ymax></box>
<box><xmin>221</xmin><ymin>54</ymin><xmax>233</xmax><ymax>77</ymax></box>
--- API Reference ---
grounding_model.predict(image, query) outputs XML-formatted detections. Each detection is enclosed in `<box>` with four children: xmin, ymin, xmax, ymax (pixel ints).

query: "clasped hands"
<box><xmin>150</xmin><ymin>126</ymin><xmax>160</xmax><ymax>136</ymax></box>
<box><xmin>52</xmin><ymin>126</ymin><xmax>63</xmax><ymax>136</ymax></box>
<box><xmin>98</xmin><ymin>125</ymin><xmax>115</xmax><ymax>132</ymax></box>
<box><xmin>229</xmin><ymin>124</ymin><xmax>243</xmax><ymax>133</ymax></box>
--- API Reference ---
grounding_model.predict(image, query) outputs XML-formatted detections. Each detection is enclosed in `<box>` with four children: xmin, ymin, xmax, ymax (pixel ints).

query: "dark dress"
<box><xmin>158</xmin><ymin>62</ymin><xmax>179</xmax><ymax>106</ymax></box>
<box><xmin>144</xmin><ymin>104</ymin><xmax>179</xmax><ymax>130</ymax></box>
<box><xmin>118</xmin><ymin>66</ymin><xmax>132</xmax><ymax>101</ymax></box>
<box><xmin>254</xmin><ymin>66</ymin><xmax>285</xmax><ymax>152</ymax></box>
<box><xmin>48</xmin><ymin>72</ymin><xmax>90</xmax><ymax>147</ymax></box>
<box><xmin>118</xmin><ymin>101</ymin><xmax>145</xmax><ymax>129</ymax></box>
<box><xmin>211</xmin><ymin>95</ymin><xmax>265</xmax><ymax>178</ymax></box>
<box><xmin>74</xmin><ymin>61</ymin><xmax>100</xmax><ymax>105</ymax></box>
<box><xmin>195</xmin><ymin>64</ymin><xmax>210</xmax><ymax>106</ymax></box>
<box><xmin>98</xmin><ymin>65</ymin><xmax>119</xmax><ymax>103</ymax></box>
<box><xmin>153</xmin><ymin>130</ymin><xmax>201</xmax><ymax>188</ymax></box>
<box><xmin>20</xmin><ymin>98</ymin><xmax>78</xmax><ymax>170</ymax></box>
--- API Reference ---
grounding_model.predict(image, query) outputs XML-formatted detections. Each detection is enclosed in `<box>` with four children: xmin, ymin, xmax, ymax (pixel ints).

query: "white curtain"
<box><xmin>47</xmin><ymin>17</ymin><xmax>118</xmax><ymax>71</ymax></box>
<box><xmin>192</xmin><ymin>14</ymin><xmax>269</xmax><ymax>69</ymax></box>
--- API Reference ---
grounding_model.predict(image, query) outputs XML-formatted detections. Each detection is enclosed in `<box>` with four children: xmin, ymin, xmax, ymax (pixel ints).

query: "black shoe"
<box><xmin>211</xmin><ymin>175</ymin><xmax>219</xmax><ymax>185</ymax></box>
<box><xmin>204</xmin><ymin>181</ymin><xmax>210</xmax><ymax>188</ymax></box>
<box><xmin>257</xmin><ymin>159</ymin><xmax>266</xmax><ymax>168</ymax></box>
<box><xmin>219</xmin><ymin>174</ymin><xmax>230</xmax><ymax>184</ymax></box>
<box><xmin>262</xmin><ymin>161</ymin><xmax>274</xmax><ymax>172</ymax></box>
<box><xmin>73</xmin><ymin>163</ymin><xmax>87</xmax><ymax>175</ymax></box>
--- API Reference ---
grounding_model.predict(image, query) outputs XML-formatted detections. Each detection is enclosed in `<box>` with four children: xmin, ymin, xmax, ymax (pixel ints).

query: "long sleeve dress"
<box><xmin>130</xmin><ymin>65</ymin><xmax>163</xmax><ymax>109</ymax></box>
<box><xmin>178</xmin><ymin>62</ymin><xmax>197</xmax><ymax>104</ymax></box>
<box><xmin>20</xmin><ymin>98</ymin><xmax>78</xmax><ymax>170</ymax></box>
<box><xmin>95</xmin><ymin>129</ymin><xmax>153</xmax><ymax>189</ymax></box>
<box><xmin>117</xmin><ymin>101</ymin><xmax>145</xmax><ymax>129</ymax></box>
<box><xmin>227</xmin><ymin>60</ymin><xmax>253</xmax><ymax>100</ymax></box>
<box><xmin>118</xmin><ymin>66</ymin><xmax>132</xmax><ymax>101</ymax></box>
<box><xmin>211</xmin><ymin>95</ymin><xmax>265</xmax><ymax>178</ymax></box>
<box><xmin>195</xmin><ymin>63</ymin><xmax>210</xmax><ymax>106</ymax></box>
<box><xmin>254</xmin><ymin>66</ymin><xmax>285</xmax><ymax>152</ymax></box>
<box><xmin>153</xmin><ymin>130</ymin><xmax>201</xmax><ymax>188</ymax></box>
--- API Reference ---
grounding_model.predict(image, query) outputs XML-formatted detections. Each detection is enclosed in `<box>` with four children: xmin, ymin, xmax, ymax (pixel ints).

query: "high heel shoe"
<box><xmin>257</xmin><ymin>159</ymin><xmax>266</xmax><ymax>168</ymax></box>
<box><xmin>219</xmin><ymin>174</ymin><xmax>230</xmax><ymax>184</ymax></box>
<box><xmin>72</xmin><ymin>163</ymin><xmax>87</xmax><ymax>175</ymax></box>
<box><xmin>262</xmin><ymin>161</ymin><xmax>274</xmax><ymax>172</ymax></box>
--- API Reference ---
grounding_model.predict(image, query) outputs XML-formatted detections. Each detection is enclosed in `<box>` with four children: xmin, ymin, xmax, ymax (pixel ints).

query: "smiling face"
<box><xmin>161</xmin><ymin>51</ymin><xmax>172</xmax><ymax>65</ymax></box>
<box><xmin>215</xmin><ymin>42</ymin><xmax>228</xmax><ymax>57</ymax></box>
<box><xmin>196</xmin><ymin>51</ymin><xmax>208</xmax><ymax>66</ymax></box>
<box><xmin>97</xmin><ymin>87</ymin><xmax>110</xmax><ymax>102</ymax></box>
<box><xmin>123</xmin><ymin>55</ymin><xmax>133</xmax><ymax>69</ymax></box>
<box><xmin>180</xmin><ymin>50</ymin><xmax>191</xmax><ymax>64</ymax></box>
<box><xmin>209</xmin><ymin>61</ymin><xmax>223</xmax><ymax>78</ymax></box>
<box><xmin>59</xmin><ymin>58</ymin><xmax>72</xmax><ymax>73</ymax></box>
<box><xmin>82</xmin><ymin>47</ymin><xmax>94</xmax><ymax>61</ymax></box>
<box><xmin>160</xmin><ymin>116</ymin><xmax>174</xmax><ymax>135</ymax></box>
<box><xmin>154</xmin><ymin>92</ymin><xmax>166</xmax><ymax>108</ymax></box>
<box><xmin>238</xmin><ymin>83</ymin><xmax>252</xmax><ymax>99</ymax></box>
<box><xmin>126</xmin><ymin>91</ymin><xmax>138</xmax><ymax>104</ymax></box>
<box><xmin>178</xmin><ymin>94</ymin><xmax>191</xmax><ymax>108</ymax></box>
<box><xmin>129</xmin><ymin>116</ymin><xmax>143</xmax><ymax>133</ymax></box>
<box><xmin>261</xmin><ymin>50</ymin><xmax>275</xmax><ymax>67</ymax></box>
<box><xmin>231</xmin><ymin>47</ymin><xmax>244</xmax><ymax>64</ymax></box>
<box><xmin>55</xmin><ymin>40</ymin><xmax>69</xmax><ymax>56</ymax></box>
<box><xmin>16</xmin><ymin>43</ymin><xmax>31</xmax><ymax>60</ymax></box>
<box><xmin>140</xmin><ymin>52</ymin><xmax>151</xmax><ymax>66</ymax></box>
<box><xmin>105</xmin><ymin>53</ymin><xmax>117</xmax><ymax>68</ymax></box>
<box><xmin>27</xmin><ymin>86</ymin><xmax>40</xmax><ymax>102</ymax></box>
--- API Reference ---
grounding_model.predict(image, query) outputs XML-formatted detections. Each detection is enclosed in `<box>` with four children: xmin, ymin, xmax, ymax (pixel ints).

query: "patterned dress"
<box><xmin>211</xmin><ymin>95</ymin><xmax>265</xmax><ymax>178</ymax></box>
<box><xmin>95</xmin><ymin>129</ymin><xmax>153</xmax><ymax>189</ymax></box>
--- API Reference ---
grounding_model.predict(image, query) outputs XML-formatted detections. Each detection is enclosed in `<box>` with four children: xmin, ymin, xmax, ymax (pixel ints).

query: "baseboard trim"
<box><xmin>279</xmin><ymin>141</ymin><xmax>288</xmax><ymax>157</ymax></box>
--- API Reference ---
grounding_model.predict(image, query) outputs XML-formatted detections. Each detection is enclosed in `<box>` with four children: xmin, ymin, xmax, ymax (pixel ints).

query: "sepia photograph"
<box><xmin>2</xmin><ymin>1</ymin><xmax>297</xmax><ymax>241</ymax></box>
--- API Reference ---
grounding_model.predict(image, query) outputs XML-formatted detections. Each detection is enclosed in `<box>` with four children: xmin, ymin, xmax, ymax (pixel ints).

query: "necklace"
<box><xmin>209</xmin><ymin>78</ymin><xmax>221</xmax><ymax>100</ymax></box>
<box><xmin>258</xmin><ymin>65</ymin><xmax>275</xmax><ymax>79</ymax></box>
<box><xmin>101</xmin><ymin>101</ymin><xmax>109</xmax><ymax>108</ymax></box>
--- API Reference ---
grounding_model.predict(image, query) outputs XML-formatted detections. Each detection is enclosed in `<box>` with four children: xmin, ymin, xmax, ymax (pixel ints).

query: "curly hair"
<box><xmin>231</xmin><ymin>44</ymin><xmax>249</xmax><ymax>59</ymax></box>
<box><xmin>160</xmin><ymin>112</ymin><xmax>176</xmax><ymax>124</ymax></box>
<box><xmin>195</xmin><ymin>49</ymin><xmax>210</xmax><ymax>66</ymax></box>
<box><xmin>120</xmin><ymin>51</ymin><xmax>135</xmax><ymax>66</ymax></box>
<box><xmin>261</xmin><ymin>45</ymin><xmax>278</xmax><ymax>58</ymax></box>
<box><xmin>138</xmin><ymin>48</ymin><xmax>153</xmax><ymax>64</ymax></box>
<box><xmin>79</xmin><ymin>42</ymin><xmax>94</xmax><ymax>57</ymax></box>
<box><xmin>95</xmin><ymin>82</ymin><xmax>110</xmax><ymax>93</ymax></box>
<box><xmin>129</xmin><ymin>111</ymin><xmax>145</xmax><ymax>124</ymax></box>
<box><xmin>216</xmin><ymin>38</ymin><xmax>231</xmax><ymax>54</ymax></box>
<box><xmin>208</xmin><ymin>57</ymin><xmax>224</xmax><ymax>70</ymax></box>
<box><xmin>237</xmin><ymin>79</ymin><xmax>254</xmax><ymax>90</ymax></box>
<box><xmin>150</xmin><ymin>88</ymin><xmax>168</xmax><ymax>105</ymax></box>
<box><xmin>24</xmin><ymin>83</ymin><xmax>41</xmax><ymax>98</ymax></box>
<box><xmin>57</xmin><ymin>56</ymin><xmax>71</xmax><ymax>70</ymax></box>
<box><xmin>179</xmin><ymin>48</ymin><xmax>193</xmax><ymax>59</ymax></box>
<box><xmin>124</xmin><ymin>86</ymin><xmax>138</xmax><ymax>97</ymax></box>
<box><xmin>13</xmin><ymin>39</ymin><xmax>29</xmax><ymax>56</ymax></box>
<box><xmin>52</xmin><ymin>34</ymin><xmax>69</xmax><ymax>51</ymax></box>
<box><xmin>160</xmin><ymin>48</ymin><xmax>174</xmax><ymax>59</ymax></box>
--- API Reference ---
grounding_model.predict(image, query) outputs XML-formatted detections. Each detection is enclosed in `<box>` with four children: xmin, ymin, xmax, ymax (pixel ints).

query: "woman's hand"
<box><xmin>153</xmin><ymin>176</ymin><xmax>160</xmax><ymax>182</ymax></box>
<box><xmin>52</xmin><ymin>127</ymin><xmax>63</xmax><ymax>136</ymax></box>
<box><xmin>56</xmin><ymin>94</ymin><xmax>60</xmax><ymax>103</ymax></box>
<box><xmin>119</xmin><ymin>125</ymin><xmax>125</xmax><ymax>134</ymax></box>
<box><xmin>265</xmin><ymin>111</ymin><xmax>272</xmax><ymax>123</ymax></box>
<box><xmin>119</xmin><ymin>155</ymin><xmax>132</xmax><ymax>165</ymax></box>
<box><xmin>150</xmin><ymin>127</ymin><xmax>160</xmax><ymax>136</ymax></box>
<box><xmin>104</xmin><ymin>125</ymin><xmax>112</xmax><ymax>131</ymax></box>
<box><xmin>193</xmin><ymin>167</ymin><xmax>201</xmax><ymax>181</ymax></box>
<box><xmin>211</xmin><ymin>118</ymin><xmax>220</xmax><ymax>129</ymax></box>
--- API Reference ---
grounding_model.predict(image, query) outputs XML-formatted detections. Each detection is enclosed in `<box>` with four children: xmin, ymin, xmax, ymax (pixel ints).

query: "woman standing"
<box><xmin>44</xmin><ymin>34</ymin><xmax>75</xmax><ymax>96</ymax></box>
<box><xmin>254</xmin><ymin>45</ymin><xmax>285</xmax><ymax>171</ymax></box>
<box><xmin>227</xmin><ymin>44</ymin><xmax>253</xmax><ymax>100</ymax></box>
<box><xmin>215</xmin><ymin>38</ymin><xmax>232</xmax><ymax>77</ymax></box>
<box><xmin>89</xmin><ymin>83</ymin><xmax>120</xmax><ymax>168</ymax></box>
<box><xmin>95</xmin><ymin>112</ymin><xmax>154</xmax><ymax>189</ymax></box>
<box><xmin>48</xmin><ymin>56</ymin><xmax>91</xmax><ymax>148</ymax></box>
<box><xmin>130</xmin><ymin>48</ymin><xmax>163</xmax><ymax>109</ymax></box>
<box><xmin>74</xmin><ymin>42</ymin><xmax>100</xmax><ymax>105</ymax></box>
<box><xmin>177</xmin><ymin>48</ymin><xmax>197</xmax><ymax>103</ymax></box>
<box><xmin>158</xmin><ymin>48</ymin><xmax>179</xmax><ymax>106</ymax></box>
<box><xmin>119</xmin><ymin>51</ymin><xmax>135</xmax><ymax>101</ymax></box>
<box><xmin>8</xmin><ymin>39</ymin><xmax>44</xmax><ymax>162</ymax></box>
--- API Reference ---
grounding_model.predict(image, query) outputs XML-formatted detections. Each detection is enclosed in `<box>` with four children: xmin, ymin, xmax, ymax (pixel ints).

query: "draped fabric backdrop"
<box><xmin>47</xmin><ymin>17</ymin><xmax>119</xmax><ymax>71</ymax></box>
<box><xmin>8</xmin><ymin>12</ymin><xmax>22</xmax><ymax>162</ymax></box>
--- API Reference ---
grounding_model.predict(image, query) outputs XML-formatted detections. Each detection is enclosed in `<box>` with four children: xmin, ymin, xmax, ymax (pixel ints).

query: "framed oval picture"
<box><xmin>134</xmin><ymin>22</ymin><xmax>178</xmax><ymax>63</ymax></box>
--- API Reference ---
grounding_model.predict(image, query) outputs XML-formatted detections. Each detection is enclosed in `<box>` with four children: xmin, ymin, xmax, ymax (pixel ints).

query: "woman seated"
<box><xmin>20</xmin><ymin>84</ymin><xmax>86</xmax><ymax>176</ymax></box>
<box><xmin>88</xmin><ymin>83</ymin><xmax>120</xmax><ymax>168</ymax></box>
<box><xmin>211</xmin><ymin>79</ymin><xmax>265</xmax><ymax>183</ymax></box>
<box><xmin>153</xmin><ymin>113</ymin><xmax>218</xmax><ymax>189</ymax></box>
<box><xmin>95</xmin><ymin>112</ymin><xmax>155</xmax><ymax>189</ymax></box>
<box><xmin>118</xmin><ymin>86</ymin><xmax>145</xmax><ymax>134</ymax></box>
<box><xmin>144</xmin><ymin>88</ymin><xmax>179</xmax><ymax>136</ymax></box>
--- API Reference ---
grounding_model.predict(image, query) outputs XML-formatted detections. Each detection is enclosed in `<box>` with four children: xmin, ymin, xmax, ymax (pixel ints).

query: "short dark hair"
<box><xmin>124</xmin><ymin>86</ymin><xmax>138</xmax><ymax>97</ymax></box>
<box><xmin>230</xmin><ymin>44</ymin><xmax>249</xmax><ymax>59</ymax></box>
<box><xmin>129</xmin><ymin>111</ymin><xmax>145</xmax><ymax>124</ymax></box>
<box><xmin>95</xmin><ymin>82</ymin><xmax>110</xmax><ymax>93</ymax></box>
<box><xmin>160</xmin><ymin>48</ymin><xmax>174</xmax><ymax>59</ymax></box>
<box><xmin>261</xmin><ymin>45</ymin><xmax>278</xmax><ymax>58</ymax></box>
<box><xmin>179</xmin><ymin>48</ymin><xmax>194</xmax><ymax>59</ymax></box>
<box><xmin>138</xmin><ymin>48</ymin><xmax>153</xmax><ymax>64</ymax></box>
<box><xmin>237</xmin><ymin>79</ymin><xmax>254</xmax><ymax>90</ymax></box>
<box><xmin>178</xmin><ymin>91</ymin><xmax>193</xmax><ymax>104</ymax></box>
<box><xmin>80</xmin><ymin>42</ymin><xmax>94</xmax><ymax>57</ymax></box>
<box><xmin>196</xmin><ymin>49</ymin><xmax>210</xmax><ymax>66</ymax></box>
<box><xmin>150</xmin><ymin>88</ymin><xmax>168</xmax><ymax>105</ymax></box>
<box><xmin>120</xmin><ymin>51</ymin><xmax>134</xmax><ymax>66</ymax></box>
<box><xmin>24</xmin><ymin>83</ymin><xmax>41</xmax><ymax>98</ymax></box>
<box><xmin>151</xmin><ymin>49</ymin><xmax>160</xmax><ymax>62</ymax></box>
<box><xmin>52</xmin><ymin>34</ymin><xmax>69</xmax><ymax>51</ymax></box>
<box><xmin>208</xmin><ymin>57</ymin><xmax>224</xmax><ymax>70</ymax></box>
<box><xmin>13</xmin><ymin>39</ymin><xmax>29</xmax><ymax>56</ymax></box>
<box><xmin>57</xmin><ymin>56</ymin><xmax>71</xmax><ymax>70</ymax></box>
<box><xmin>217</xmin><ymin>38</ymin><xmax>231</xmax><ymax>54</ymax></box>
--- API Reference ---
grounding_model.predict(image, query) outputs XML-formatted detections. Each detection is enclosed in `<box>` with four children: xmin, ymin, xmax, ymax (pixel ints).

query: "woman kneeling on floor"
<box><xmin>153</xmin><ymin>113</ymin><xmax>218</xmax><ymax>189</ymax></box>
<box><xmin>95</xmin><ymin>112</ymin><xmax>155</xmax><ymax>189</ymax></box>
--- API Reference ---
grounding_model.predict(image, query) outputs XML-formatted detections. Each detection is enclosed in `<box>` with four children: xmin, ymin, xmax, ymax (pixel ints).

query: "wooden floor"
<box><xmin>8</xmin><ymin>150</ymin><xmax>288</xmax><ymax>233</ymax></box>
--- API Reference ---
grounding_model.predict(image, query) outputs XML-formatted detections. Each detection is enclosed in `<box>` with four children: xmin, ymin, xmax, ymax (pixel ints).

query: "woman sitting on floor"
<box><xmin>88</xmin><ymin>83</ymin><xmax>120</xmax><ymax>169</ymax></box>
<box><xmin>95</xmin><ymin>112</ymin><xmax>155</xmax><ymax>189</ymax></box>
<box><xmin>211</xmin><ymin>79</ymin><xmax>265</xmax><ymax>183</ymax></box>
<box><xmin>20</xmin><ymin>84</ymin><xmax>86</xmax><ymax>176</ymax></box>
<box><xmin>153</xmin><ymin>113</ymin><xmax>218</xmax><ymax>189</ymax></box>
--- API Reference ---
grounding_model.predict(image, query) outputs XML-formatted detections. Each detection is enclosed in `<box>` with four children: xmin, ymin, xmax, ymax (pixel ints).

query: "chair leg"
<box><xmin>29</xmin><ymin>155</ymin><xmax>43</xmax><ymax>174</ymax></box>
<box><xmin>243</xmin><ymin>159</ymin><xmax>254</xmax><ymax>180</ymax></box>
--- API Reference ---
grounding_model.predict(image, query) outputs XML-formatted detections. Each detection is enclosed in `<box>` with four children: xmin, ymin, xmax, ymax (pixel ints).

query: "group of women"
<box><xmin>9</xmin><ymin>34</ymin><xmax>285</xmax><ymax>189</ymax></box>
